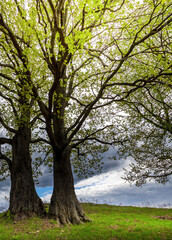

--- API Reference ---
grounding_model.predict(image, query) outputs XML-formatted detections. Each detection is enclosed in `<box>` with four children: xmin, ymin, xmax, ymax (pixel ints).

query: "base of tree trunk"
<box><xmin>9</xmin><ymin>196</ymin><xmax>46</xmax><ymax>221</ymax></box>
<box><xmin>48</xmin><ymin>195</ymin><xmax>91</xmax><ymax>225</ymax></box>
<box><xmin>10</xmin><ymin>169</ymin><xmax>46</xmax><ymax>221</ymax></box>
<box><xmin>49</xmin><ymin>147</ymin><xmax>91</xmax><ymax>225</ymax></box>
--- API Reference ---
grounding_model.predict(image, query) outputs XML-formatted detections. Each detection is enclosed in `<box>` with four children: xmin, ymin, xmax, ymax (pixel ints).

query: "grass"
<box><xmin>0</xmin><ymin>203</ymin><xmax>172</xmax><ymax>240</ymax></box>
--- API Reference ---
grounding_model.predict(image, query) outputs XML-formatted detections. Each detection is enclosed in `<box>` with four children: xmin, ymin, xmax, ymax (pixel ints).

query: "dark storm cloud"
<box><xmin>0</xmin><ymin>178</ymin><xmax>10</xmax><ymax>212</ymax></box>
<box><xmin>1</xmin><ymin>147</ymin><xmax>172</xmax><ymax>211</ymax></box>
<box><xmin>101</xmin><ymin>158</ymin><xmax>124</xmax><ymax>173</ymax></box>
<box><xmin>37</xmin><ymin>166</ymin><xmax>53</xmax><ymax>187</ymax></box>
<box><xmin>37</xmin><ymin>146</ymin><xmax>121</xmax><ymax>187</ymax></box>
<box><xmin>99</xmin><ymin>147</ymin><xmax>122</xmax><ymax>173</ymax></box>
<box><xmin>73</xmin><ymin>147</ymin><xmax>123</xmax><ymax>184</ymax></box>
<box><xmin>0</xmin><ymin>178</ymin><xmax>10</xmax><ymax>192</ymax></box>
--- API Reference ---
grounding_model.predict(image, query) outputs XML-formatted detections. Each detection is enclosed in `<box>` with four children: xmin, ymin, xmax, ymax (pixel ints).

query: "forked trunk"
<box><xmin>48</xmin><ymin>146</ymin><xmax>90</xmax><ymax>225</ymax></box>
<box><xmin>9</xmin><ymin>127</ymin><xmax>46</xmax><ymax>220</ymax></box>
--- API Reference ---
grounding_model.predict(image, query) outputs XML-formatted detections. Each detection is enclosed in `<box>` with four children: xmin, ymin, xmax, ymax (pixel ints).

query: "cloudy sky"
<box><xmin>0</xmin><ymin>148</ymin><xmax>172</xmax><ymax>212</ymax></box>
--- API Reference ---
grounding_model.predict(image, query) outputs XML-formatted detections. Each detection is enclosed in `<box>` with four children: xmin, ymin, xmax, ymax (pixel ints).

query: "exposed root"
<box><xmin>3</xmin><ymin>209</ymin><xmax>47</xmax><ymax>221</ymax></box>
<box><xmin>13</xmin><ymin>211</ymin><xmax>36</xmax><ymax>221</ymax></box>
<box><xmin>48</xmin><ymin>199</ymin><xmax>92</xmax><ymax>225</ymax></box>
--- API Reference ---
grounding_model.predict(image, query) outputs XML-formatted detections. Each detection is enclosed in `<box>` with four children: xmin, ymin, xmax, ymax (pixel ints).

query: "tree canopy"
<box><xmin>115</xmin><ymin>24</ymin><xmax>172</xmax><ymax>186</ymax></box>
<box><xmin>0</xmin><ymin>0</ymin><xmax>172</xmax><ymax>223</ymax></box>
<box><xmin>117</xmin><ymin>82</ymin><xmax>172</xmax><ymax>186</ymax></box>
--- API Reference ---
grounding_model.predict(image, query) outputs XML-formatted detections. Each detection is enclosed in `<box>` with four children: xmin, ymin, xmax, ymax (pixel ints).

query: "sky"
<box><xmin>0</xmin><ymin>148</ymin><xmax>172</xmax><ymax>212</ymax></box>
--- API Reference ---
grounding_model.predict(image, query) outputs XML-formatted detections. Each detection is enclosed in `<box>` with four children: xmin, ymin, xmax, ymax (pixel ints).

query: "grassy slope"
<box><xmin>0</xmin><ymin>203</ymin><xmax>172</xmax><ymax>240</ymax></box>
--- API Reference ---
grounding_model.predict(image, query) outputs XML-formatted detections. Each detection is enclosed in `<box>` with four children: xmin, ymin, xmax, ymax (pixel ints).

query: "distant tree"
<box><xmin>0</xmin><ymin>0</ymin><xmax>172</xmax><ymax>224</ymax></box>
<box><xmin>115</xmin><ymin>29</ymin><xmax>172</xmax><ymax>185</ymax></box>
<box><xmin>117</xmin><ymin>84</ymin><xmax>172</xmax><ymax>186</ymax></box>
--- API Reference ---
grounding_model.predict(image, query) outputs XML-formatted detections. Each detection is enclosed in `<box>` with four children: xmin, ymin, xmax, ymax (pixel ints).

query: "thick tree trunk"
<box><xmin>48</xmin><ymin>146</ymin><xmax>90</xmax><ymax>225</ymax></box>
<box><xmin>9</xmin><ymin>127</ymin><xmax>46</xmax><ymax>220</ymax></box>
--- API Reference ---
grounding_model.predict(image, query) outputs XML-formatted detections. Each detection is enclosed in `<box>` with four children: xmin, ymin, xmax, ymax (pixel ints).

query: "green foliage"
<box><xmin>0</xmin><ymin>0</ymin><xmax>172</xmax><ymax>180</ymax></box>
<box><xmin>0</xmin><ymin>160</ymin><xmax>10</xmax><ymax>181</ymax></box>
<box><xmin>115</xmin><ymin>83</ymin><xmax>172</xmax><ymax>185</ymax></box>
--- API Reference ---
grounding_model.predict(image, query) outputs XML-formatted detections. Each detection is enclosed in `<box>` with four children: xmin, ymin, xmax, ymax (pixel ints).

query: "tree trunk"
<box><xmin>9</xmin><ymin>127</ymin><xmax>46</xmax><ymax>220</ymax></box>
<box><xmin>48</xmin><ymin>146</ymin><xmax>90</xmax><ymax>225</ymax></box>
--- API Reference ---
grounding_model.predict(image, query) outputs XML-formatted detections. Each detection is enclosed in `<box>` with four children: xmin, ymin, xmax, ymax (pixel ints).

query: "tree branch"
<box><xmin>0</xmin><ymin>137</ymin><xmax>12</xmax><ymax>145</ymax></box>
<box><xmin>0</xmin><ymin>116</ymin><xmax>17</xmax><ymax>133</ymax></box>
<box><xmin>0</xmin><ymin>151</ymin><xmax>12</xmax><ymax>167</ymax></box>
<box><xmin>31</xmin><ymin>138</ymin><xmax>50</xmax><ymax>145</ymax></box>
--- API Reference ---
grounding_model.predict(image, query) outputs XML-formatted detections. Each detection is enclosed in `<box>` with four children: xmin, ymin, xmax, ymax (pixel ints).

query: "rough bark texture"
<box><xmin>9</xmin><ymin>126</ymin><xmax>46</xmax><ymax>220</ymax></box>
<box><xmin>48</xmin><ymin>146</ymin><xmax>90</xmax><ymax>225</ymax></box>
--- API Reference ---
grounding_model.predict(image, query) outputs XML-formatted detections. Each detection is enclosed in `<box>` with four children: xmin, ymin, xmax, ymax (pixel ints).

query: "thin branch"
<box><xmin>0</xmin><ymin>62</ymin><xmax>14</xmax><ymax>69</ymax></box>
<box><xmin>0</xmin><ymin>116</ymin><xmax>17</xmax><ymax>133</ymax></box>
<box><xmin>143</xmin><ymin>172</ymin><xmax>172</xmax><ymax>178</ymax></box>
<box><xmin>0</xmin><ymin>91</ymin><xmax>18</xmax><ymax>119</ymax></box>
<box><xmin>30</xmin><ymin>113</ymin><xmax>42</xmax><ymax>127</ymax></box>
<box><xmin>0</xmin><ymin>72</ymin><xmax>13</xmax><ymax>81</ymax></box>
<box><xmin>71</xmin><ymin>125</ymin><xmax>113</xmax><ymax>148</ymax></box>
<box><xmin>31</xmin><ymin>138</ymin><xmax>50</xmax><ymax>145</ymax></box>
<box><xmin>0</xmin><ymin>152</ymin><xmax>12</xmax><ymax>167</ymax></box>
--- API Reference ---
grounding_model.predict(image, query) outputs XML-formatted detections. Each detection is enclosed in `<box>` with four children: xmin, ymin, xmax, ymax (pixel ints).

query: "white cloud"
<box><xmin>75</xmin><ymin>169</ymin><xmax>126</xmax><ymax>197</ymax></box>
<box><xmin>1</xmin><ymin>157</ymin><xmax>172</xmax><ymax>210</ymax></box>
<box><xmin>75</xmin><ymin>170</ymin><xmax>172</xmax><ymax>207</ymax></box>
<box><xmin>40</xmin><ymin>157</ymin><xmax>172</xmax><ymax>207</ymax></box>
<box><xmin>40</xmin><ymin>169</ymin><xmax>127</xmax><ymax>204</ymax></box>
<box><xmin>41</xmin><ymin>193</ymin><xmax>52</xmax><ymax>203</ymax></box>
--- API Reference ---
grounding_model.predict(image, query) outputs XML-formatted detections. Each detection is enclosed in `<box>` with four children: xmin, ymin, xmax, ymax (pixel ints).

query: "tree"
<box><xmin>115</xmin><ymin>30</ymin><xmax>172</xmax><ymax>186</ymax></box>
<box><xmin>116</xmin><ymin>84</ymin><xmax>172</xmax><ymax>186</ymax></box>
<box><xmin>1</xmin><ymin>0</ymin><xmax>172</xmax><ymax>224</ymax></box>
<box><xmin>0</xmin><ymin>35</ymin><xmax>46</xmax><ymax>219</ymax></box>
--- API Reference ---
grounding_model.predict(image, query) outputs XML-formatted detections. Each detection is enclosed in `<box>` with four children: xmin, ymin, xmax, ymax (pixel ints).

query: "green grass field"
<box><xmin>0</xmin><ymin>203</ymin><xmax>172</xmax><ymax>240</ymax></box>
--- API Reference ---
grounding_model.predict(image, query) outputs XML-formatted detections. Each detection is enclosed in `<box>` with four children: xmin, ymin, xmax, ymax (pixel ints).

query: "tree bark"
<box><xmin>9</xmin><ymin>126</ymin><xmax>46</xmax><ymax>220</ymax></box>
<box><xmin>48</xmin><ymin>146</ymin><xmax>90</xmax><ymax>225</ymax></box>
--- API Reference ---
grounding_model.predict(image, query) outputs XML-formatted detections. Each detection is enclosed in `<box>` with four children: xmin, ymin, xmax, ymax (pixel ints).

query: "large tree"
<box><xmin>1</xmin><ymin>0</ymin><xmax>172</xmax><ymax>224</ymax></box>
<box><xmin>0</xmin><ymin>40</ymin><xmax>46</xmax><ymax>219</ymax></box>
